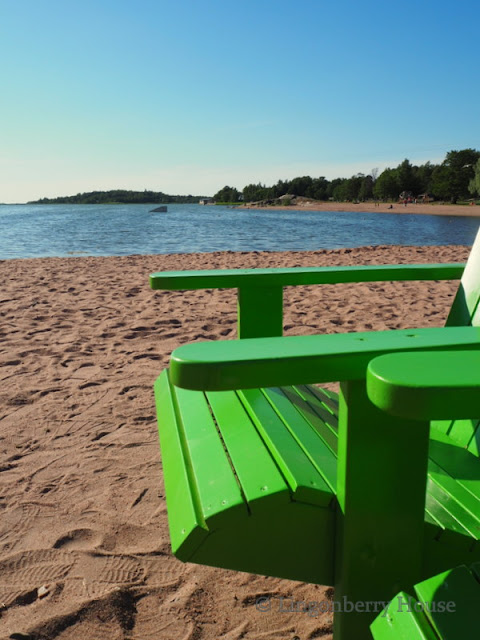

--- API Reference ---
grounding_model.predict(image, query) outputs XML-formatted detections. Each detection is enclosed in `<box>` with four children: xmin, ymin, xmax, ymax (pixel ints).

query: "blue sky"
<box><xmin>1</xmin><ymin>0</ymin><xmax>479</xmax><ymax>202</ymax></box>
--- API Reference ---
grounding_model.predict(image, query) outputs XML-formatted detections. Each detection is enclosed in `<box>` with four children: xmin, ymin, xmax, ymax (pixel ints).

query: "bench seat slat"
<box><xmin>293</xmin><ymin>384</ymin><xmax>339</xmax><ymax>454</ymax></box>
<box><xmin>154</xmin><ymin>371</ymin><xmax>209</xmax><ymax>558</ymax></box>
<box><xmin>429</xmin><ymin>435</ymin><xmax>480</xmax><ymax>506</ymax></box>
<box><xmin>428</xmin><ymin>460</ymin><xmax>480</xmax><ymax>528</ymax></box>
<box><xmin>445</xmin><ymin>418</ymin><xmax>480</xmax><ymax>449</ymax></box>
<box><xmin>430</xmin><ymin>419</ymin><xmax>453</xmax><ymax>437</ymax></box>
<box><xmin>173</xmin><ymin>386</ymin><xmax>246</xmax><ymax>526</ymax></box>
<box><xmin>425</xmin><ymin>490</ymin><xmax>473</xmax><ymax>539</ymax></box>
<box><xmin>238</xmin><ymin>388</ymin><xmax>334</xmax><ymax>507</ymax></box>
<box><xmin>206</xmin><ymin>390</ymin><xmax>291</xmax><ymax>511</ymax></box>
<box><xmin>467</xmin><ymin>423</ymin><xmax>480</xmax><ymax>455</ymax></box>
<box><xmin>426</xmin><ymin>478</ymin><xmax>480</xmax><ymax>540</ymax></box>
<box><xmin>370</xmin><ymin>592</ymin><xmax>439</xmax><ymax>639</ymax></box>
<box><xmin>305</xmin><ymin>384</ymin><xmax>339</xmax><ymax>412</ymax></box>
<box><xmin>414</xmin><ymin>565</ymin><xmax>480</xmax><ymax>639</ymax></box>
<box><xmin>261</xmin><ymin>386</ymin><xmax>337</xmax><ymax>492</ymax></box>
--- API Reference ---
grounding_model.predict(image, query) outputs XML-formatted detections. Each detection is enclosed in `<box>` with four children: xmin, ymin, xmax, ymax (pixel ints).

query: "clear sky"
<box><xmin>1</xmin><ymin>0</ymin><xmax>479</xmax><ymax>203</ymax></box>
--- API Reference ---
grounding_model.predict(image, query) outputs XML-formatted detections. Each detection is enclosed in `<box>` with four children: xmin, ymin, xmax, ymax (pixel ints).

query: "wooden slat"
<box><xmin>430</xmin><ymin>419</ymin><xmax>454</xmax><ymax>437</ymax></box>
<box><xmin>427</xmin><ymin>477</ymin><xmax>480</xmax><ymax>540</ymax></box>
<box><xmin>261</xmin><ymin>387</ymin><xmax>337</xmax><ymax>492</ymax></box>
<box><xmin>425</xmin><ymin>490</ymin><xmax>473</xmax><ymax>539</ymax></box>
<box><xmin>444</xmin><ymin>419</ymin><xmax>480</xmax><ymax>449</ymax></box>
<box><xmin>414</xmin><ymin>566</ymin><xmax>480</xmax><ymax>639</ymax></box>
<box><xmin>446</xmin><ymin>229</ymin><xmax>480</xmax><ymax>327</ymax></box>
<box><xmin>205</xmin><ymin>390</ymin><xmax>291</xmax><ymax>512</ymax></box>
<box><xmin>238</xmin><ymin>388</ymin><xmax>334</xmax><ymax>507</ymax></box>
<box><xmin>150</xmin><ymin>263</ymin><xmax>465</xmax><ymax>290</ymax></box>
<box><xmin>467</xmin><ymin>422</ymin><xmax>480</xmax><ymax>455</ymax></box>
<box><xmin>173</xmin><ymin>386</ymin><xmax>246</xmax><ymax>526</ymax></box>
<box><xmin>153</xmin><ymin>371</ymin><xmax>208</xmax><ymax>558</ymax></box>
<box><xmin>293</xmin><ymin>385</ymin><xmax>339</xmax><ymax>454</ymax></box>
<box><xmin>424</xmin><ymin>505</ymin><xmax>446</xmax><ymax>531</ymax></box>
<box><xmin>370</xmin><ymin>592</ymin><xmax>438</xmax><ymax>639</ymax></box>
<box><xmin>301</xmin><ymin>384</ymin><xmax>338</xmax><ymax>418</ymax></box>
<box><xmin>429</xmin><ymin>437</ymin><xmax>480</xmax><ymax>507</ymax></box>
<box><xmin>428</xmin><ymin>461</ymin><xmax>480</xmax><ymax>533</ymax></box>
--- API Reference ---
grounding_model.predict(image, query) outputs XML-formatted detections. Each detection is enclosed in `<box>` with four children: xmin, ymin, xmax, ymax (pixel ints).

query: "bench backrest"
<box><xmin>441</xmin><ymin>227</ymin><xmax>480</xmax><ymax>452</ymax></box>
<box><xmin>446</xmin><ymin>227</ymin><xmax>480</xmax><ymax>328</ymax></box>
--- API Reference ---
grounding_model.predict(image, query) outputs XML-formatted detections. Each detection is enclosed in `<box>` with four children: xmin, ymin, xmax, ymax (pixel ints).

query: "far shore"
<box><xmin>239</xmin><ymin>201</ymin><xmax>480</xmax><ymax>217</ymax></box>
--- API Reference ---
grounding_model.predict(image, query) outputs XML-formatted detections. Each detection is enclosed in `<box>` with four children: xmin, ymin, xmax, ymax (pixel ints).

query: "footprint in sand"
<box><xmin>0</xmin><ymin>549</ymin><xmax>75</xmax><ymax>609</ymax></box>
<box><xmin>53</xmin><ymin>528</ymin><xmax>103</xmax><ymax>551</ymax></box>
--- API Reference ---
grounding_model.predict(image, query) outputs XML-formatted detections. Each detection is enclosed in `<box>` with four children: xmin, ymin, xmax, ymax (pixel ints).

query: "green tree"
<box><xmin>469</xmin><ymin>158</ymin><xmax>480</xmax><ymax>197</ymax></box>
<box><xmin>327</xmin><ymin>178</ymin><xmax>346</xmax><ymax>200</ymax></box>
<box><xmin>415</xmin><ymin>161</ymin><xmax>437</xmax><ymax>195</ymax></box>
<box><xmin>271</xmin><ymin>180</ymin><xmax>289</xmax><ymax>198</ymax></box>
<box><xmin>311</xmin><ymin>177</ymin><xmax>329</xmax><ymax>200</ymax></box>
<box><xmin>396</xmin><ymin>159</ymin><xmax>421</xmax><ymax>195</ymax></box>
<box><xmin>213</xmin><ymin>186</ymin><xmax>241</xmax><ymax>202</ymax></box>
<box><xmin>431</xmin><ymin>149</ymin><xmax>480</xmax><ymax>203</ymax></box>
<box><xmin>358</xmin><ymin>175</ymin><xmax>374</xmax><ymax>201</ymax></box>
<box><xmin>243</xmin><ymin>183</ymin><xmax>269</xmax><ymax>202</ymax></box>
<box><xmin>288</xmin><ymin>176</ymin><xmax>314</xmax><ymax>197</ymax></box>
<box><xmin>373</xmin><ymin>168</ymin><xmax>399</xmax><ymax>200</ymax></box>
<box><xmin>343</xmin><ymin>174</ymin><xmax>364</xmax><ymax>201</ymax></box>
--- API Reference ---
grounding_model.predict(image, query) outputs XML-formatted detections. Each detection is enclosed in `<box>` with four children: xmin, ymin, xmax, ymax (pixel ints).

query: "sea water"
<box><xmin>0</xmin><ymin>203</ymin><xmax>479</xmax><ymax>260</ymax></box>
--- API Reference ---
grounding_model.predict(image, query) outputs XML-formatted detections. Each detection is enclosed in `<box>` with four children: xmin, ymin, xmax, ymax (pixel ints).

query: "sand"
<box><xmin>241</xmin><ymin>200</ymin><xmax>480</xmax><ymax>217</ymax></box>
<box><xmin>0</xmin><ymin>244</ymin><xmax>472</xmax><ymax>639</ymax></box>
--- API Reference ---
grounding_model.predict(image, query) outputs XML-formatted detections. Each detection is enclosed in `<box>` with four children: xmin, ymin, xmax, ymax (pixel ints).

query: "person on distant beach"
<box><xmin>388</xmin><ymin>204</ymin><xmax>393</xmax><ymax>209</ymax></box>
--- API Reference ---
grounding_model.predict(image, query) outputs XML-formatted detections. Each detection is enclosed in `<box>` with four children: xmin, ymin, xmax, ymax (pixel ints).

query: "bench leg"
<box><xmin>237</xmin><ymin>285</ymin><xmax>283</xmax><ymax>338</ymax></box>
<box><xmin>333</xmin><ymin>380</ymin><xmax>430</xmax><ymax>640</ymax></box>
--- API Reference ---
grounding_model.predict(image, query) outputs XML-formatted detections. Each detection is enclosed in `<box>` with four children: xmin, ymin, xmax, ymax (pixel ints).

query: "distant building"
<box><xmin>199</xmin><ymin>198</ymin><xmax>215</xmax><ymax>205</ymax></box>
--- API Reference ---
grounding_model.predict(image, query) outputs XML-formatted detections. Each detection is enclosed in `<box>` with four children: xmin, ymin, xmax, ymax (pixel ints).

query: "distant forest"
<box><xmin>214</xmin><ymin>149</ymin><xmax>480</xmax><ymax>204</ymax></box>
<box><xmin>29</xmin><ymin>190</ymin><xmax>204</xmax><ymax>205</ymax></box>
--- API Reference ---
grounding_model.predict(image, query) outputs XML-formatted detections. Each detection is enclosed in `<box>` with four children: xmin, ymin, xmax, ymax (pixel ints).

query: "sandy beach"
<box><xmin>0</xmin><ymin>244</ymin><xmax>472</xmax><ymax>639</ymax></box>
<box><xmin>241</xmin><ymin>200</ymin><xmax>480</xmax><ymax>217</ymax></box>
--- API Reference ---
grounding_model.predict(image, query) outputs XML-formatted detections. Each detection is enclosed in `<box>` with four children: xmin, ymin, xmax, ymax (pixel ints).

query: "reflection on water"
<box><xmin>0</xmin><ymin>203</ymin><xmax>478</xmax><ymax>259</ymax></box>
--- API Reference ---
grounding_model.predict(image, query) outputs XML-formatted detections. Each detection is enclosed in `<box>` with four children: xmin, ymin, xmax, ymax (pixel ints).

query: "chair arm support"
<box><xmin>150</xmin><ymin>263</ymin><xmax>464</xmax><ymax>290</ymax></box>
<box><xmin>152</xmin><ymin>263</ymin><xmax>465</xmax><ymax>339</ymax></box>
<box><xmin>367</xmin><ymin>350</ymin><xmax>480</xmax><ymax>420</ymax></box>
<box><xmin>169</xmin><ymin>326</ymin><xmax>480</xmax><ymax>391</ymax></box>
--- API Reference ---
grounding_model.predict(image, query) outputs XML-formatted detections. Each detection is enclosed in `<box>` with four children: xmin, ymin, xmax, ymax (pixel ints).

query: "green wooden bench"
<box><xmin>151</xmin><ymin>228</ymin><xmax>480</xmax><ymax>640</ymax></box>
<box><xmin>370</xmin><ymin>563</ymin><xmax>480</xmax><ymax>639</ymax></box>
<box><xmin>366</xmin><ymin>350</ymin><xmax>480</xmax><ymax>639</ymax></box>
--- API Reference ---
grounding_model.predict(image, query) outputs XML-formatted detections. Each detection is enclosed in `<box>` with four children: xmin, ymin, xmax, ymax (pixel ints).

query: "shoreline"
<box><xmin>239</xmin><ymin>201</ymin><xmax>480</xmax><ymax>217</ymax></box>
<box><xmin>1</xmin><ymin>240</ymin><xmax>474</xmax><ymax>263</ymax></box>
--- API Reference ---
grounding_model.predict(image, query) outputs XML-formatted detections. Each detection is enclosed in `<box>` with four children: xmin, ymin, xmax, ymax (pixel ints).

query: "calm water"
<box><xmin>0</xmin><ymin>203</ymin><xmax>479</xmax><ymax>259</ymax></box>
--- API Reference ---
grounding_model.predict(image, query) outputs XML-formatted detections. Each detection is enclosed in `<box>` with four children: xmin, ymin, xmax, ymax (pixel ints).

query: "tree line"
<box><xmin>214</xmin><ymin>149</ymin><xmax>480</xmax><ymax>205</ymax></box>
<box><xmin>29</xmin><ymin>190</ymin><xmax>204</xmax><ymax>205</ymax></box>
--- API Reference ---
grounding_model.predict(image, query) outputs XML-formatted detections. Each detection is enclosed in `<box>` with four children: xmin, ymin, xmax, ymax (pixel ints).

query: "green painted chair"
<box><xmin>370</xmin><ymin>563</ymin><xmax>480</xmax><ymax>639</ymax></box>
<box><xmin>151</xmin><ymin>227</ymin><xmax>480</xmax><ymax>640</ymax></box>
<box><xmin>366</xmin><ymin>350</ymin><xmax>480</xmax><ymax>639</ymax></box>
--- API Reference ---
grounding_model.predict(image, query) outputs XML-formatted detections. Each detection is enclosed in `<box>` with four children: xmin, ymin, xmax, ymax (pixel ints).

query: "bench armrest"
<box><xmin>367</xmin><ymin>350</ymin><xmax>480</xmax><ymax>420</ymax></box>
<box><xmin>169</xmin><ymin>326</ymin><xmax>480</xmax><ymax>391</ymax></box>
<box><xmin>150</xmin><ymin>263</ymin><xmax>464</xmax><ymax>290</ymax></box>
<box><xmin>151</xmin><ymin>263</ymin><xmax>465</xmax><ymax>339</ymax></box>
